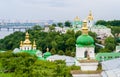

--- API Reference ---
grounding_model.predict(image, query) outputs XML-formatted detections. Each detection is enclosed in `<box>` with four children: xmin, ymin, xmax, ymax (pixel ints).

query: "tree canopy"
<box><xmin>0</xmin><ymin>52</ymin><xmax>80</xmax><ymax>77</ymax></box>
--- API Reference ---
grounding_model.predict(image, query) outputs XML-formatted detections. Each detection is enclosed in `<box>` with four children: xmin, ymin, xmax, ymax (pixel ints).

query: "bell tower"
<box><xmin>87</xmin><ymin>10</ymin><xmax>94</xmax><ymax>28</ymax></box>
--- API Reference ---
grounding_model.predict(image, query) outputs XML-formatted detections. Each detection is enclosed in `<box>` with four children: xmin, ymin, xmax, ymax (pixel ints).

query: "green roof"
<box><xmin>43</xmin><ymin>52</ymin><xmax>51</xmax><ymax>59</ymax></box>
<box><xmin>20</xmin><ymin>50</ymin><xmax>46</xmax><ymax>60</ymax></box>
<box><xmin>96</xmin><ymin>52</ymin><xmax>120</xmax><ymax>61</ymax></box>
<box><xmin>76</xmin><ymin>34</ymin><xmax>94</xmax><ymax>47</ymax></box>
<box><xmin>20</xmin><ymin>50</ymin><xmax>37</xmax><ymax>55</ymax></box>
<box><xmin>38</xmin><ymin>57</ymin><xmax>45</xmax><ymax>60</ymax></box>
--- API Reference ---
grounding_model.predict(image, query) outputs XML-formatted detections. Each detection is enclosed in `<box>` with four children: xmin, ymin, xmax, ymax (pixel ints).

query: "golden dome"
<box><xmin>87</xmin><ymin>10</ymin><xmax>93</xmax><ymax>20</ymax></box>
<box><xmin>23</xmin><ymin>32</ymin><xmax>31</xmax><ymax>45</ymax></box>
<box><xmin>23</xmin><ymin>39</ymin><xmax>31</xmax><ymax>44</ymax></box>
<box><xmin>74</xmin><ymin>16</ymin><xmax>80</xmax><ymax>21</ymax></box>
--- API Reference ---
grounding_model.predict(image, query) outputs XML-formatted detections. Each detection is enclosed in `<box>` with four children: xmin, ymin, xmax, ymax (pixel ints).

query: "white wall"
<box><xmin>76</xmin><ymin>47</ymin><xmax>95</xmax><ymax>60</ymax></box>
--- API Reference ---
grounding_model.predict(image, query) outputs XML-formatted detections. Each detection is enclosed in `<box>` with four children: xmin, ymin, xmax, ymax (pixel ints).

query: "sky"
<box><xmin>0</xmin><ymin>0</ymin><xmax>120</xmax><ymax>21</ymax></box>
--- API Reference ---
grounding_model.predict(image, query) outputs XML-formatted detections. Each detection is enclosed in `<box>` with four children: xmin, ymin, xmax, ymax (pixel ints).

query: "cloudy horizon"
<box><xmin>0</xmin><ymin>0</ymin><xmax>119</xmax><ymax>21</ymax></box>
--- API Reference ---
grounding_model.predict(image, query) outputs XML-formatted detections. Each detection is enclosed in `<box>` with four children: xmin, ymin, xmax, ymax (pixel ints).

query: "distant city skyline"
<box><xmin>0</xmin><ymin>0</ymin><xmax>120</xmax><ymax>21</ymax></box>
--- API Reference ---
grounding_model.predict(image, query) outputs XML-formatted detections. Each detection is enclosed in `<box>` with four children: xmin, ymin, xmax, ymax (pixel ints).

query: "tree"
<box><xmin>99</xmin><ymin>48</ymin><xmax>111</xmax><ymax>53</ymax></box>
<box><xmin>50</xmin><ymin>48</ymin><xmax>56</xmax><ymax>55</ymax></box>
<box><xmin>49</xmin><ymin>26</ymin><xmax>55</xmax><ymax>31</ymax></box>
<box><xmin>105</xmin><ymin>36</ymin><xmax>116</xmax><ymax>51</ymax></box>
<box><xmin>88</xmin><ymin>31</ymin><xmax>97</xmax><ymax>42</ymax></box>
<box><xmin>58</xmin><ymin>50</ymin><xmax>64</xmax><ymax>55</ymax></box>
<box><xmin>64</xmin><ymin>21</ymin><xmax>71</xmax><ymax>27</ymax></box>
<box><xmin>71</xmin><ymin>52</ymin><xmax>75</xmax><ymax>57</ymax></box>
<box><xmin>95</xmin><ymin>20</ymin><xmax>107</xmax><ymax>25</ymax></box>
<box><xmin>75</xmin><ymin>31</ymin><xmax>81</xmax><ymax>39</ymax></box>
<box><xmin>65</xmin><ymin>38</ymin><xmax>75</xmax><ymax>50</ymax></box>
<box><xmin>65</xmin><ymin>50</ymin><xmax>71</xmax><ymax>56</ymax></box>
<box><xmin>32</xmin><ymin>25</ymin><xmax>42</xmax><ymax>31</ymax></box>
<box><xmin>52</xmin><ymin>23</ymin><xmax>57</xmax><ymax>27</ymax></box>
<box><xmin>51</xmin><ymin>41</ymin><xmax>57</xmax><ymax>48</ymax></box>
<box><xmin>57</xmin><ymin>22</ymin><xmax>63</xmax><ymax>27</ymax></box>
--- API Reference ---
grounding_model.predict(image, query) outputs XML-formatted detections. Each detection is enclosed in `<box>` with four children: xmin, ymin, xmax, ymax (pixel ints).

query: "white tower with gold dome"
<box><xmin>20</xmin><ymin>32</ymin><xmax>36</xmax><ymax>50</ymax></box>
<box><xmin>87</xmin><ymin>10</ymin><xmax>94</xmax><ymax>28</ymax></box>
<box><xmin>76</xmin><ymin>20</ymin><xmax>95</xmax><ymax>60</ymax></box>
<box><xmin>75</xmin><ymin>20</ymin><xmax>99</xmax><ymax>72</ymax></box>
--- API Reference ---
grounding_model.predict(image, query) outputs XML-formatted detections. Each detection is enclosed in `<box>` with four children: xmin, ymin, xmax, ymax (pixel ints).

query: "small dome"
<box><xmin>76</xmin><ymin>34</ymin><xmax>94</xmax><ymax>47</ymax></box>
<box><xmin>44</xmin><ymin>52</ymin><xmax>51</xmax><ymax>59</ymax></box>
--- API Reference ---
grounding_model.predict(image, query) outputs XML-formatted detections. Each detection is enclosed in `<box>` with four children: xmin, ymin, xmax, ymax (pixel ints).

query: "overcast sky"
<box><xmin>0</xmin><ymin>0</ymin><xmax>119</xmax><ymax>21</ymax></box>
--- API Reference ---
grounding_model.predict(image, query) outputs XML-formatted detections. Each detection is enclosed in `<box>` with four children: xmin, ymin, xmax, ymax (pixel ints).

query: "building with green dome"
<box><xmin>43</xmin><ymin>48</ymin><xmax>51</xmax><ymax>59</ymax></box>
<box><xmin>44</xmin><ymin>52</ymin><xmax>51</xmax><ymax>59</ymax></box>
<box><xmin>76</xmin><ymin>20</ymin><xmax>95</xmax><ymax>61</ymax></box>
<box><xmin>76</xmin><ymin>35</ymin><xmax>94</xmax><ymax>47</ymax></box>
<box><xmin>73</xmin><ymin>20</ymin><xmax>100</xmax><ymax>76</ymax></box>
<box><xmin>73</xmin><ymin>16</ymin><xmax>82</xmax><ymax>28</ymax></box>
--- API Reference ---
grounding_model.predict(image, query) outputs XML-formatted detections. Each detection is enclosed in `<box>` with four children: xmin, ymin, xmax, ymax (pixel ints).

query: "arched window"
<box><xmin>84</xmin><ymin>50</ymin><xmax>88</xmax><ymax>58</ymax></box>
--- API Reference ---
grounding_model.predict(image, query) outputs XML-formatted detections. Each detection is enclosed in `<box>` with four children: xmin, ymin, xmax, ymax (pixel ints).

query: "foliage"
<box><xmin>57</xmin><ymin>22</ymin><xmax>63</xmax><ymax>27</ymax></box>
<box><xmin>99</xmin><ymin>48</ymin><xmax>111</xmax><ymax>53</ymax></box>
<box><xmin>110</xmin><ymin>26</ymin><xmax>120</xmax><ymax>35</ymax></box>
<box><xmin>50</xmin><ymin>48</ymin><xmax>56</xmax><ymax>55</ymax></box>
<box><xmin>64</xmin><ymin>21</ymin><xmax>71</xmax><ymax>27</ymax></box>
<box><xmin>0</xmin><ymin>25</ymin><xmax>98</xmax><ymax>55</ymax></box>
<box><xmin>65</xmin><ymin>50</ymin><xmax>71</xmax><ymax>56</ymax></box>
<box><xmin>96</xmin><ymin>20</ymin><xmax>120</xmax><ymax>26</ymax></box>
<box><xmin>58</xmin><ymin>50</ymin><xmax>64</xmax><ymax>55</ymax></box>
<box><xmin>104</xmin><ymin>36</ymin><xmax>116</xmax><ymax>51</ymax></box>
<box><xmin>0</xmin><ymin>52</ymin><xmax>79</xmax><ymax>77</ymax></box>
<box><xmin>52</xmin><ymin>23</ymin><xmax>57</xmax><ymax>27</ymax></box>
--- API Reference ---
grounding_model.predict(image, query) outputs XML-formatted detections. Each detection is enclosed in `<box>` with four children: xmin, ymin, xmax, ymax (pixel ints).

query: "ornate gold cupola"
<box><xmin>33</xmin><ymin>40</ymin><xmax>36</xmax><ymax>50</ymax></box>
<box><xmin>23</xmin><ymin>32</ymin><xmax>31</xmax><ymax>45</ymax></box>
<box><xmin>82</xmin><ymin>20</ymin><xmax>88</xmax><ymax>35</ymax></box>
<box><xmin>74</xmin><ymin>16</ymin><xmax>80</xmax><ymax>21</ymax></box>
<box><xmin>87</xmin><ymin>10</ymin><xmax>93</xmax><ymax>20</ymax></box>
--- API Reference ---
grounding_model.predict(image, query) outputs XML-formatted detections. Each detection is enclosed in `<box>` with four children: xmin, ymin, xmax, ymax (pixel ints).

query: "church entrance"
<box><xmin>84</xmin><ymin>50</ymin><xmax>88</xmax><ymax>58</ymax></box>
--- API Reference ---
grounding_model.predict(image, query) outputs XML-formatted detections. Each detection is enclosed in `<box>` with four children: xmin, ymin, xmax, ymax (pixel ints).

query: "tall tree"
<box><xmin>64</xmin><ymin>21</ymin><xmax>71</xmax><ymax>27</ymax></box>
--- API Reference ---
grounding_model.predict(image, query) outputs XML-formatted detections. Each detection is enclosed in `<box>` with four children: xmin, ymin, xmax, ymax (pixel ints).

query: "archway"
<box><xmin>84</xmin><ymin>50</ymin><xmax>88</xmax><ymax>58</ymax></box>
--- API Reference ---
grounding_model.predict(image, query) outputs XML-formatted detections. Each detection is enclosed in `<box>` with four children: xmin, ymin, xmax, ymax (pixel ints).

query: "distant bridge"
<box><xmin>0</xmin><ymin>26</ymin><xmax>32</xmax><ymax>31</ymax></box>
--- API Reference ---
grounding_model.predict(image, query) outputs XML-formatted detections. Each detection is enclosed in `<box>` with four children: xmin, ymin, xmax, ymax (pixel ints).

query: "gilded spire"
<box><xmin>33</xmin><ymin>40</ymin><xmax>36</xmax><ymax>47</ymax></box>
<box><xmin>46</xmin><ymin>47</ymin><xmax>49</xmax><ymax>52</ymax></box>
<box><xmin>87</xmin><ymin>10</ymin><xmax>93</xmax><ymax>20</ymax></box>
<box><xmin>82</xmin><ymin>20</ymin><xmax>88</xmax><ymax>35</ymax></box>
<box><xmin>74</xmin><ymin>16</ymin><xmax>80</xmax><ymax>21</ymax></box>
<box><xmin>25</xmin><ymin>32</ymin><xmax>29</xmax><ymax>39</ymax></box>
<box><xmin>23</xmin><ymin>32</ymin><xmax>31</xmax><ymax>44</ymax></box>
